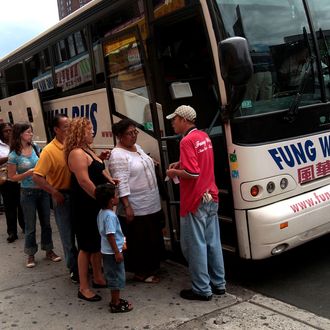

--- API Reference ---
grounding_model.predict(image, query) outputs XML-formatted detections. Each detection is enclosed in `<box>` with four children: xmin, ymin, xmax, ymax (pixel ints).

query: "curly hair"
<box><xmin>10</xmin><ymin>122</ymin><xmax>33</xmax><ymax>155</ymax></box>
<box><xmin>64</xmin><ymin>117</ymin><xmax>92</xmax><ymax>160</ymax></box>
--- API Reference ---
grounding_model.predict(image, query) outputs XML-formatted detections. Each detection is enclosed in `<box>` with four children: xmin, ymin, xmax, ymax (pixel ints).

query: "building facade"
<box><xmin>57</xmin><ymin>0</ymin><xmax>93</xmax><ymax>19</ymax></box>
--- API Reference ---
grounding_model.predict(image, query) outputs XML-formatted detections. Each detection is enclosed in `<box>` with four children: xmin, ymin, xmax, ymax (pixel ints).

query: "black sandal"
<box><xmin>109</xmin><ymin>298</ymin><xmax>133</xmax><ymax>313</ymax></box>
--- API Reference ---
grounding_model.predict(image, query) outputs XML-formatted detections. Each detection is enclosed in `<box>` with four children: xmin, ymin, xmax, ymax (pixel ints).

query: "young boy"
<box><xmin>95</xmin><ymin>183</ymin><xmax>133</xmax><ymax>313</ymax></box>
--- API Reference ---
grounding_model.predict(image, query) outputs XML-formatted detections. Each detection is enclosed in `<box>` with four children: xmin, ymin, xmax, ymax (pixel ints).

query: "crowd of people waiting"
<box><xmin>0</xmin><ymin>105</ymin><xmax>226</xmax><ymax>312</ymax></box>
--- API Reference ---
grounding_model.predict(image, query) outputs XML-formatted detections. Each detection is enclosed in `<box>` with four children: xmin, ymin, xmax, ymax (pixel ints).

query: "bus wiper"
<box><xmin>283</xmin><ymin>56</ymin><xmax>314</xmax><ymax>123</ymax></box>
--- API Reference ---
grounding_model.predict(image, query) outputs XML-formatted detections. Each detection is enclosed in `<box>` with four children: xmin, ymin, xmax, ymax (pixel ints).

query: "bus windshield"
<box><xmin>216</xmin><ymin>0</ymin><xmax>330</xmax><ymax>118</ymax></box>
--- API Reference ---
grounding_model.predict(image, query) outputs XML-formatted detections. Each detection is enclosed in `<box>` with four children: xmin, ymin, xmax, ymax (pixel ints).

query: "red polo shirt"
<box><xmin>179</xmin><ymin>128</ymin><xmax>218</xmax><ymax>216</ymax></box>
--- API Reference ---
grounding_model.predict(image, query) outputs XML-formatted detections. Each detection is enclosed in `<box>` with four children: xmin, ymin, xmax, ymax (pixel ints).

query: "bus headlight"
<box><xmin>280</xmin><ymin>178</ymin><xmax>288</xmax><ymax>190</ymax></box>
<box><xmin>266</xmin><ymin>181</ymin><xmax>275</xmax><ymax>193</ymax></box>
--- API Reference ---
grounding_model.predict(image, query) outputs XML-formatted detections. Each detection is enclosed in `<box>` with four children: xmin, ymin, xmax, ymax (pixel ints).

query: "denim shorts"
<box><xmin>102</xmin><ymin>253</ymin><xmax>126</xmax><ymax>290</ymax></box>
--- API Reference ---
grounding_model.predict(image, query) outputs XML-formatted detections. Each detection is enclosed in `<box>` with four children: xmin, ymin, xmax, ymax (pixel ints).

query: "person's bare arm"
<box><xmin>7</xmin><ymin>163</ymin><xmax>34</xmax><ymax>182</ymax></box>
<box><xmin>107</xmin><ymin>233</ymin><xmax>123</xmax><ymax>263</ymax></box>
<box><xmin>168</xmin><ymin>161</ymin><xmax>180</xmax><ymax>169</ymax></box>
<box><xmin>33</xmin><ymin>174</ymin><xmax>65</xmax><ymax>204</ymax></box>
<box><xmin>120</xmin><ymin>195</ymin><xmax>134</xmax><ymax>222</ymax></box>
<box><xmin>166</xmin><ymin>168</ymin><xmax>197</xmax><ymax>179</ymax></box>
<box><xmin>102</xmin><ymin>167</ymin><xmax>119</xmax><ymax>185</ymax></box>
<box><xmin>99</xmin><ymin>150</ymin><xmax>110</xmax><ymax>161</ymax></box>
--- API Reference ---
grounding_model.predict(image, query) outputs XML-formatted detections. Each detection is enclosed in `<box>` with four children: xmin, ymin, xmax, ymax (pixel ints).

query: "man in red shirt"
<box><xmin>166</xmin><ymin>105</ymin><xmax>226</xmax><ymax>301</ymax></box>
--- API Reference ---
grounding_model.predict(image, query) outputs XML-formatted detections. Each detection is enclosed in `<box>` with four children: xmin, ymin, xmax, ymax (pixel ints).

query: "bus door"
<box><xmin>101</xmin><ymin>28</ymin><xmax>176</xmax><ymax>251</ymax></box>
<box><xmin>102</xmin><ymin>27</ymin><xmax>164</xmax><ymax>156</ymax></box>
<box><xmin>150</xmin><ymin>9</ymin><xmax>237</xmax><ymax>253</ymax></box>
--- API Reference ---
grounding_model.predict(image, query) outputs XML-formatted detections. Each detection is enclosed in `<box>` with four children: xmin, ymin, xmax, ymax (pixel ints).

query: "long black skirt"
<box><xmin>119</xmin><ymin>210</ymin><xmax>165</xmax><ymax>275</ymax></box>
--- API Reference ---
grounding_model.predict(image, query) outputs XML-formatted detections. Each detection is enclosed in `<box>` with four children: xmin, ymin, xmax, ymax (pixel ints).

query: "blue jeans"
<box><xmin>52</xmin><ymin>192</ymin><xmax>78</xmax><ymax>273</ymax></box>
<box><xmin>180</xmin><ymin>200</ymin><xmax>226</xmax><ymax>296</ymax></box>
<box><xmin>103</xmin><ymin>254</ymin><xmax>126</xmax><ymax>290</ymax></box>
<box><xmin>21</xmin><ymin>188</ymin><xmax>53</xmax><ymax>256</ymax></box>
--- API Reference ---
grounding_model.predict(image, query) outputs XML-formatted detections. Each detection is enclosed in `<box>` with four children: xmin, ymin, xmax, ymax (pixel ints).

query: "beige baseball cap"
<box><xmin>166</xmin><ymin>105</ymin><xmax>196</xmax><ymax>122</ymax></box>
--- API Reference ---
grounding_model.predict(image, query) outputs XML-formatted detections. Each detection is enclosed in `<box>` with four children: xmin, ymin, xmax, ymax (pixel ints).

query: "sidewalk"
<box><xmin>0</xmin><ymin>212</ymin><xmax>329</xmax><ymax>329</ymax></box>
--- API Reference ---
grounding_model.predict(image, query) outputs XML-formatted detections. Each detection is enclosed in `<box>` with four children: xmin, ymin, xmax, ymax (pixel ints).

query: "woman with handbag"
<box><xmin>0</xmin><ymin>122</ymin><xmax>24</xmax><ymax>243</ymax></box>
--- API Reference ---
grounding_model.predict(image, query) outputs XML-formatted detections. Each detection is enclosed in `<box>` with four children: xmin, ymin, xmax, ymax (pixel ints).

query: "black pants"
<box><xmin>0</xmin><ymin>181</ymin><xmax>24</xmax><ymax>236</ymax></box>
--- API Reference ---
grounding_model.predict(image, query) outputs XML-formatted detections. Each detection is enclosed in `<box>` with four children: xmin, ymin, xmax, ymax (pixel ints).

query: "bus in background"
<box><xmin>0</xmin><ymin>0</ymin><xmax>330</xmax><ymax>260</ymax></box>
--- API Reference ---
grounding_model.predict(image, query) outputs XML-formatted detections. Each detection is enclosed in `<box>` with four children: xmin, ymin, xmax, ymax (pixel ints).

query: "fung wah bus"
<box><xmin>1</xmin><ymin>0</ymin><xmax>330</xmax><ymax>259</ymax></box>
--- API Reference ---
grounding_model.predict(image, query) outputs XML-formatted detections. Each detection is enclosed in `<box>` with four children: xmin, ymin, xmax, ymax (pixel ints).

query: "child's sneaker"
<box><xmin>109</xmin><ymin>299</ymin><xmax>133</xmax><ymax>313</ymax></box>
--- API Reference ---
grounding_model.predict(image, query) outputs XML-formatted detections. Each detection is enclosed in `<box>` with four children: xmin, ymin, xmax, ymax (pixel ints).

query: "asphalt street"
<box><xmin>226</xmin><ymin>233</ymin><xmax>330</xmax><ymax>319</ymax></box>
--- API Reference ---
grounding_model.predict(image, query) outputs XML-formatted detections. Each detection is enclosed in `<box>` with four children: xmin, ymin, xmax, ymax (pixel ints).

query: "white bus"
<box><xmin>0</xmin><ymin>0</ymin><xmax>330</xmax><ymax>259</ymax></box>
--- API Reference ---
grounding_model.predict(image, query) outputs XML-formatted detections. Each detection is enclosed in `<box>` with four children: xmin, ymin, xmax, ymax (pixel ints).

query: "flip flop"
<box><xmin>133</xmin><ymin>275</ymin><xmax>160</xmax><ymax>283</ymax></box>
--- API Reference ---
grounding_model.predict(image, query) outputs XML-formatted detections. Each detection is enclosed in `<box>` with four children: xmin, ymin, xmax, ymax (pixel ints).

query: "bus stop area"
<box><xmin>1</xmin><ymin>211</ymin><xmax>329</xmax><ymax>330</ymax></box>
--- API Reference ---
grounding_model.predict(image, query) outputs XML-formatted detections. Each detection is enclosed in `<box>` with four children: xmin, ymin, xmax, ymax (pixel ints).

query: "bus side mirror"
<box><xmin>219</xmin><ymin>37</ymin><xmax>253</xmax><ymax>115</ymax></box>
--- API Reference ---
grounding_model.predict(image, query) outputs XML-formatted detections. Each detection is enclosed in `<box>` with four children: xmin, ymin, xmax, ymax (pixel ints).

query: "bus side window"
<box><xmin>28</xmin><ymin>50</ymin><xmax>54</xmax><ymax>94</ymax></box>
<box><xmin>53</xmin><ymin>30</ymin><xmax>93</xmax><ymax>93</ymax></box>
<box><xmin>3</xmin><ymin>62</ymin><xmax>26</xmax><ymax>97</ymax></box>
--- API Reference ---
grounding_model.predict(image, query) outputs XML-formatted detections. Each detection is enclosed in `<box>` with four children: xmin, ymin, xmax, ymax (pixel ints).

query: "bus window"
<box><xmin>153</xmin><ymin>0</ymin><xmax>186</xmax><ymax>19</ymax></box>
<box><xmin>217</xmin><ymin>0</ymin><xmax>325</xmax><ymax>117</ymax></box>
<box><xmin>68</xmin><ymin>35</ymin><xmax>77</xmax><ymax>58</ymax></box>
<box><xmin>0</xmin><ymin>72</ymin><xmax>5</xmax><ymax>99</ymax></box>
<box><xmin>74</xmin><ymin>31</ymin><xmax>86</xmax><ymax>55</ymax></box>
<box><xmin>39</xmin><ymin>49</ymin><xmax>51</xmax><ymax>72</ymax></box>
<box><xmin>53</xmin><ymin>30</ymin><xmax>92</xmax><ymax>93</ymax></box>
<box><xmin>30</xmin><ymin>49</ymin><xmax>54</xmax><ymax>94</ymax></box>
<box><xmin>103</xmin><ymin>33</ymin><xmax>152</xmax><ymax>127</ymax></box>
<box><xmin>67</xmin><ymin>31</ymin><xmax>86</xmax><ymax>58</ymax></box>
<box><xmin>90</xmin><ymin>1</ymin><xmax>146</xmax><ymax>87</ymax></box>
<box><xmin>26</xmin><ymin>55</ymin><xmax>40</xmax><ymax>91</ymax></box>
<box><xmin>308</xmin><ymin>0</ymin><xmax>330</xmax><ymax>99</ymax></box>
<box><xmin>3</xmin><ymin>62</ymin><xmax>26</xmax><ymax>97</ymax></box>
<box><xmin>54</xmin><ymin>40</ymin><xmax>69</xmax><ymax>63</ymax></box>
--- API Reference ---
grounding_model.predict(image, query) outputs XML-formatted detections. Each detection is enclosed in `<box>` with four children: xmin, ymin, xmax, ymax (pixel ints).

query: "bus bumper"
<box><xmin>247</xmin><ymin>184</ymin><xmax>330</xmax><ymax>259</ymax></box>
